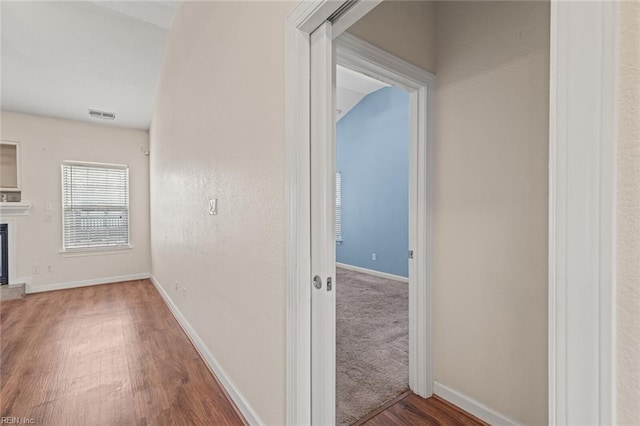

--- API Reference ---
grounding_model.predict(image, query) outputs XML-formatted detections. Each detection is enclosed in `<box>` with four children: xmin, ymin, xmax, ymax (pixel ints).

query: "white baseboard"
<box><xmin>26</xmin><ymin>273</ymin><xmax>150</xmax><ymax>293</ymax></box>
<box><xmin>336</xmin><ymin>262</ymin><xmax>408</xmax><ymax>283</ymax></box>
<box><xmin>433</xmin><ymin>381</ymin><xmax>521</xmax><ymax>426</ymax></box>
<box><xmin>150</xmin><ymin>275</ymin><xmax>262</xmax><ymax>425</ymax></box>
<box><xmin>11</xmin><ymin>276</ymin><xmax>30</xmax><ymax>286</ymax></box>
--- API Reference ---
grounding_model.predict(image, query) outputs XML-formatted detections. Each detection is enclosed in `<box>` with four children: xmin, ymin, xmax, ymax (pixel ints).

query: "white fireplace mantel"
<box><xmin>0</xmin><ymin>202</ymin><xmax>32</xmax><ymax>216</ymax></box>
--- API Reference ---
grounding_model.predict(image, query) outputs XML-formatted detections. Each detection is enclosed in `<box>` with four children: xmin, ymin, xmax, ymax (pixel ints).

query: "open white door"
<box><xmin>310</xmin><ymin>20</ymin><xmax>336</xmax><ymax>425</ymax></box>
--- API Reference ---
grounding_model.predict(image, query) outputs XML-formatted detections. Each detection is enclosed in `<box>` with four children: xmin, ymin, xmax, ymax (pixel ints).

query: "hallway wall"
<box><xmin>433</xmin><ymin>2</ymin><xmax>549</xmax><ymax>424</ymax></box>
<box><xmin>348</xmin><ymin>0</ymin><xmax>436</xmax><ymax>73</ymax></box>
<box><xmin>148</xmin><ymin>2</ymin><xmax>294</xmax><ymax>424</ymax></box>
<box><xmin>355</xmin><ymin>2</ymin><xmax>550</xmax><ymax>424</ymax></box>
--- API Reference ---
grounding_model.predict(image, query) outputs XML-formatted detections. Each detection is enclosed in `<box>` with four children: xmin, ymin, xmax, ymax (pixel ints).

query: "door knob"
<box><xmin>313</xmin><ymin>275</ymin><xmax>322</xmax><ymax>289</ymax></box>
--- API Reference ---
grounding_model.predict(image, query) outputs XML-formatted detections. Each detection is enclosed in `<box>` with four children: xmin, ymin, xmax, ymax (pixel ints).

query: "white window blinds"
<box><xmin>336</xmin><ymin>172</ymin><xmax>342</xmax><ymax>242</ymax></box>
<box><xmin>62</xmin><ymin>162</ymin><xmax>129</xmax><ymax>250</ymax></box>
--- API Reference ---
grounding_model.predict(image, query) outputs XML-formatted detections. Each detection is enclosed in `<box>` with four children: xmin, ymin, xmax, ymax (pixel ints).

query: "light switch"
<box><xmin>209</xmin><ymin>198</ymin><xmax>218</xmax><ymax>215</ymax></box>
<box><xmin>45</xmin><ymin>202</ymin><xmax>53</xmax><ymax>212</ymax></box>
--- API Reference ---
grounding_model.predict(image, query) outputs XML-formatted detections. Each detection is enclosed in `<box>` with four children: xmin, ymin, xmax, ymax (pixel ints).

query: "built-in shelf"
<box><xmin>0</xmin><ymin>202</ymin><xmax>32</xmax><ymax>216</ymax></box>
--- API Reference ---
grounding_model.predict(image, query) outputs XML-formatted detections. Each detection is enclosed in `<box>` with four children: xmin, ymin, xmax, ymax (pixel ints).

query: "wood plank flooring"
<box><xmin>0</xmin><ymin>280</ymin><xmax>245</xmax><ymax>426</ymax></box>
<box><xmin>358</xmin><ymin>393</ymin><xmax>489</xmax><ymax>426</ymax></box>
<box><xmin>2</xmin><ymin>279</ymin><xmax>488</xmax><ymax>426</ymax></box>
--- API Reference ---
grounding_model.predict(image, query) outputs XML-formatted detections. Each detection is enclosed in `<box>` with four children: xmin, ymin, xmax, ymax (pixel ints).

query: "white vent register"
<box><xmin>88</xmin><ymin>109</ymin><xmax>116</xmax><ymax>120</ymax></box>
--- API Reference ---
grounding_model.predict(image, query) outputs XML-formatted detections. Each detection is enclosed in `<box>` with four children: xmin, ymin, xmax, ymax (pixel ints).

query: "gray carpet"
<box><xmin>336</xmin><ymin>267</ymin><xmax>409</xmax><ymax>425</ymax></box>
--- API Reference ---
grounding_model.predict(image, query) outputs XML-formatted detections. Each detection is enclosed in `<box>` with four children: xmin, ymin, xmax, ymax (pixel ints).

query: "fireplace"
<box><xmin>1</xmin><ymin>223</ymin><xmax>7</xmax><ymax>285</ymax></box>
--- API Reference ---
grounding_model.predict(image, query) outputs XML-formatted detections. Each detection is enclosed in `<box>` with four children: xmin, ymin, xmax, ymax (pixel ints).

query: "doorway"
<box><xmin>304</xmin><ymin>24</ymin><xmax>435</xmax><ymax>424</ymax></box>
<box><xmin>286</xmin><ymin>1</ymin><xmax>617</xmax><ymax>425</ymax></box>
<box><xmin>335</xmin><ymin>65</ymin><xmax>411</xmax><ymax>424</ymax></box>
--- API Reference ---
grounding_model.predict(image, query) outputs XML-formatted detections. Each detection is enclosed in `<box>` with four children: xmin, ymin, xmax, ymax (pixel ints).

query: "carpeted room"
<box><xmin>335</xmin><ymin>69</ymin><xmax>411</xmax><ymax>424</ymax></box>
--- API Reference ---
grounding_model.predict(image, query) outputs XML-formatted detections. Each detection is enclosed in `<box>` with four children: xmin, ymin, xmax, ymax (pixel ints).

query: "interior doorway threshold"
<box><xmin>351</xmin><ymin>390</ymin><xmax>412</xmax><ymax>426</ymax></box>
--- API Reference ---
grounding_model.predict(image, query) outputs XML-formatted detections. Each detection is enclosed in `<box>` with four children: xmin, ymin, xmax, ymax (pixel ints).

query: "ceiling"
<box><xmin>336</xmin><ymin>65</ymin><xmax>388</xmax><ymax>121</ymax></box>
<box><xmin>1</xmin><ymin>1</ymin><xmax>180</xmax><ymax>130</ymax></box>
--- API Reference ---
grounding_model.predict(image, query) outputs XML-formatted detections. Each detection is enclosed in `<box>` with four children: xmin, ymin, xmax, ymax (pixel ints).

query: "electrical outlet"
<box><xmin>46</xmin><ymin>265</ymin><xmax>53</xmax><ymax>273</ymax></box>
<box><xmin>44</xmin><ymin>213</ymin><xmax>53</xmax><ymax>223</ymax></box>
<box><xmin>372</xmin><ymin>253</ymin><xmax>377</xmax><ymax>261</ymax></box>
<box><xmin>32</xmin><ymin>266</ymin><xmax>40</xmax><ymax>274</ymax></box>
<box><xmin>174</xmin><ymin>281</ymin><xmax>179</xmax><ymax>290</ymax></box>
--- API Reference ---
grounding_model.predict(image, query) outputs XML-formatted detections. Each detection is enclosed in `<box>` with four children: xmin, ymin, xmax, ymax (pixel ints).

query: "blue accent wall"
<box><xmin>336</xmin><ymin>86</ymin><xmax>409</xmax><ymax>277</ymax></box>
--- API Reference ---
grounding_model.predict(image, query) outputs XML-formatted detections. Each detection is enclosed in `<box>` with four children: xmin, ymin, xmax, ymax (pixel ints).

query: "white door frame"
<box><xmin>309</xmin><ymin>20</ymin><xmax>337</xmax><ymax>426</ymax></box>
<box><xmin>548</xmin><ymin>1</ymin><xmax>617</xmax><ymax>424</ymax></box>
<box><xmin>287</xmin><ymin>0</ymin><xmax>617</xmax><ymax>425</ymax></box>
<box><xmin>286</xmin><ymin>3</ymin><xmax>386</xmax><ymax>425</ymax></box>
<box><xmin>336</xmin><ymin>32</ymin><xmax>435</xmax><ymax>400</ymax></box>
<box><xmin>308</xmin><ymin>28</ymin><xmax>436</xmax><ymax>421</ymax></box>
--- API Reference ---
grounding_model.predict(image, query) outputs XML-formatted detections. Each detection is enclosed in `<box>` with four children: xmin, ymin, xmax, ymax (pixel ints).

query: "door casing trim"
<box><xmin>286</xmin><ymin>2</ymin><xmax>434</xmax><ymax>420</ymax></box>
<box><xmin>286</xmin><ymin>0</ymin><xmax>617</xmax><ymax>424</ymax></box>
<box><xmin>336</xmin><ymin>31</ymin><xmax>435</xmax><ymax>401</ymax></box>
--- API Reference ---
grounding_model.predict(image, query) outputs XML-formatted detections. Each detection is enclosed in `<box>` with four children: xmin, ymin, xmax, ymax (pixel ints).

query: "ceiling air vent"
<box><xmin>88</xmin><ymin>109</ymin><xmax>116</xmax><ymax>120</ymax></box>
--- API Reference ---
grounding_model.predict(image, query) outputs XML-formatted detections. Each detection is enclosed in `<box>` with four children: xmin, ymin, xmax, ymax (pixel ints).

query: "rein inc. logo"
<box><xmin>1</xmin><ymin>418</ymin><xmax>35</xmax><ymax>424</ymax></box>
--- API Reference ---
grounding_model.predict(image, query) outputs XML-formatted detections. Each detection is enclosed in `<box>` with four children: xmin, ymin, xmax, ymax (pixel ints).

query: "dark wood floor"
<box><xmin>357</xmin><ymin>392</ymin><xmax>489</xmax><ymax>426</ymax></box>
<box><xmin>2</xmin><ymin>279</ymin><xmax>487</xmax><ymax>426</ymax></box>
<box><xmin>0</xmin><ymin>280</ymin><xmax>245</xmax><ymax>426</ymax></box>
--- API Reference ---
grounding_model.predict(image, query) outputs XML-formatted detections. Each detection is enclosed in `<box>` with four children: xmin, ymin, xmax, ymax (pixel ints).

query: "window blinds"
<box><xmin>62</xmin><ymin>162</ymin><xmax>129</xmax><ymax>250</ymax></box>
<box><xmin>336</xmin><ymin>172</ymin><xmax>342</xmax><ymax>242</ymax></box>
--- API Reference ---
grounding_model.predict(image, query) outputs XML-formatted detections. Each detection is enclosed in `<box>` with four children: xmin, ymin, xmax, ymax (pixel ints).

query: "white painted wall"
<box><xmin>0</xmin><ymin>111</ymin><xmax>150</xmax><ymax>291</ymax></box>
<box><xmin>617</xmin><ymin>1</ymin><xmax>640</xmax><ymax>422</ymax></box>
<box><xmin>353</xmin><ymin>1</ymin><xmax>549</xmax><ymax>424</ymax></box>
<box><xmin>433</xmin><ymin>3</ymin><xmax>549</xmax><ymax>424</ymax></box>
<box><xmin>348</xmin><ymin>0</ymin><xmax>436</xmax><ymax>73</ymax></box>
<box><xmin>149</xmin><ymin>2</ymin><xmax>294</xmax><ymax>424</ymax></box>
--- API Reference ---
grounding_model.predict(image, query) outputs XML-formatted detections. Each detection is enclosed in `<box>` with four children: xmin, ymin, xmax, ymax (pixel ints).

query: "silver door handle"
<box><xmin>313</xmin><ymin>275</ymin><xmax>322</xmax><ymax>289</ymax></box>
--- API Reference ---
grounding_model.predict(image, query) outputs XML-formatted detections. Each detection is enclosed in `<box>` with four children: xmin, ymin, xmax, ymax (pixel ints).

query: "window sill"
<box><xmin>59</xmin><ymin>245</ymin><xmax>133</xmax><ymax>258</ymax></box>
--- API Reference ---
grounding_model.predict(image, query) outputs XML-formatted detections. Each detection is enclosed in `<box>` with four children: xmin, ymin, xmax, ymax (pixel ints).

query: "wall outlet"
<box><xmin>44</xmin><ymin>213</ymin><xmax>53</xmax><ymax>223</ymax></box>
<box><xmin>32</xmin><ymin>266</ymin><xmax>40</xmax><ymax>274</ymax></box>
<box><xmin>174</xmin><ymin>281</ymin><xmax>179</xmax><ymax>290</ymax></box>
<box><xmin>46</xmin><ymin>265</ymin><xmax>53</xmax><ymax>273</ymax></box>
<box><xmin>372</xmin><ymin>253</ymin><xmax>377</xmax><ymax>261</ymax></box>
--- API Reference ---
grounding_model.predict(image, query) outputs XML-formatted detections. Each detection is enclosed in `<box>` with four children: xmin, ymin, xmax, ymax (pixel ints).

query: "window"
<box><xmin>62</xmin><ymin>162</ymin><xmax>129</xmax><ymax>250</ymax></box>
<box><xmin>336</xmin><ymin>171</ymin><xmax>342</xmax><ymax>243</ymax></box>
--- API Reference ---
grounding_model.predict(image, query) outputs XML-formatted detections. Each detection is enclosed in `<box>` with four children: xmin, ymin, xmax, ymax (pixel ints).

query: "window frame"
<box><xmin>60</xmin><ymin>161</ymin><xmax>131</xmax><ymax>252</ymax></box>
